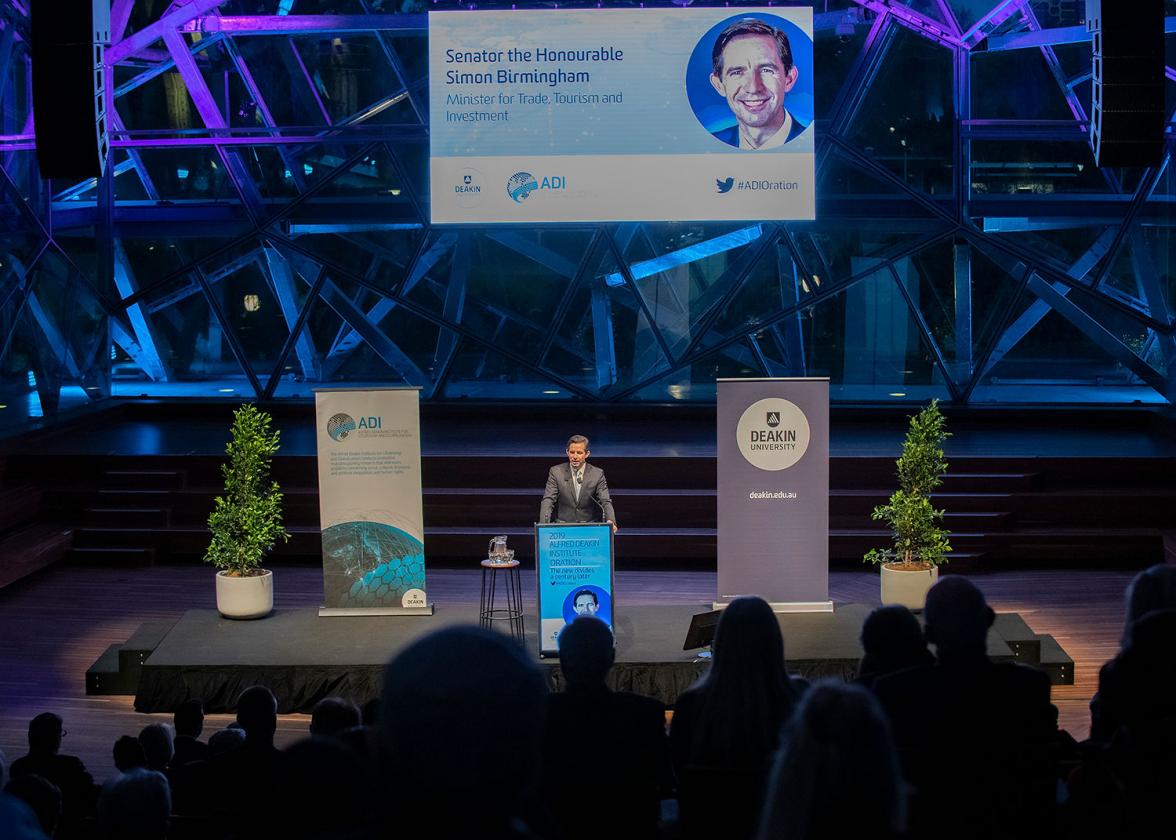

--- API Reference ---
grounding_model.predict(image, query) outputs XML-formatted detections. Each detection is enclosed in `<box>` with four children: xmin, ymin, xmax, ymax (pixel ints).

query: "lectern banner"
<box><xmin>315</xmin><ymin>388</ymin><xmax>428</xmax><ymax>614</ymax></box>
<box><xmin>535</xmin><ymin>523</ymin><xmax>614</xmax><ymax>654</ymax></box>
<box><xmin>716</xmin><ymin>378</ymin><xmax>830</xmax><ymax>609</ymax></box>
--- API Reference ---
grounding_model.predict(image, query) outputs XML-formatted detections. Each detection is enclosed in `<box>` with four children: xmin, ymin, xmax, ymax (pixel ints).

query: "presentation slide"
<box><xmin>429</xmin><ymin>7</ymin><xmax>815</xmax><ymax>224</ymax></box>
<box><xmin>535</xmin><ymin>523</ymin><xmax>614</xmax><ymax>654</ymax></box>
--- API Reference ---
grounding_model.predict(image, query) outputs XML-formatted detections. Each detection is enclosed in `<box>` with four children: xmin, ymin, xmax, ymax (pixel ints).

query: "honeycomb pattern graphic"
<box><xmin>322</xmin><ymin>521</ymin><xmax>426</xmax><ymax>608</ymax></box>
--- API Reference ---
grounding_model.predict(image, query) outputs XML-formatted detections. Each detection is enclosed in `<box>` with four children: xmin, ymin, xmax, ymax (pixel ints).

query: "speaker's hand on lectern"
<box><xmin>607</xmin><ymin>519</ymin><xmax>618</xmax><ymax>535</ymax></box>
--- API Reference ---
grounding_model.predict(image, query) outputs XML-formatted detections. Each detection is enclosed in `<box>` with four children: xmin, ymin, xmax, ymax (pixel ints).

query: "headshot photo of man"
<box><xmin>708</xmin><ymin>18</ymin><xmax>808</xmax><ymax>151</ymax></box>
<box><xmin>572</xmin><ymin>589</ymin><xmax>600</xmax><ymax>617</ymax></box>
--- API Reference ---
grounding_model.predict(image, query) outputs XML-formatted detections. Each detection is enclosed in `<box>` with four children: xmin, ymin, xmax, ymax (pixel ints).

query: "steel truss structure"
<box><xmin>0</xmin><ymin>1</ymin><xmax>1173</xmax><ymax>416</ymax></box>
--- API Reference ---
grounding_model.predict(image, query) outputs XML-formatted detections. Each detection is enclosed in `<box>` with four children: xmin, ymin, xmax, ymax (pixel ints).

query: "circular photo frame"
<box><xmin>562</xmin><ymin>584</ymin><xmax>612</xmax><ymax>625</ymax></box>
<box><xmin>685</xmin><ymin>13</ymin><xmax>815</xmax><ymax>150</ymax></box>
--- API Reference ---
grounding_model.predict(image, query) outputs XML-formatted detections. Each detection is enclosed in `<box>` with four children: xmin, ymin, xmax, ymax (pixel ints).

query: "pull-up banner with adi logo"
<box><xmin>716</xmin><ymin>378</ymin><xmax>830</xmax><ymax>612</ymax></box>
<box><xmin>314</xmin><ymin>388</ymin><xmax>432</xmax><ymax>616</ymax></box>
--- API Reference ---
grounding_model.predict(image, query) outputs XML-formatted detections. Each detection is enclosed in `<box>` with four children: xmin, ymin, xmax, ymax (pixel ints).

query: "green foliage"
<box><xmin>864</xmin><ymin>400</ymin><xmax>953</xmax><ymax>568</ymax></box>
<box><xmin>204</xmin><ymin>404</ymin><xmax>289</xmax><ymax>576</ymax></box>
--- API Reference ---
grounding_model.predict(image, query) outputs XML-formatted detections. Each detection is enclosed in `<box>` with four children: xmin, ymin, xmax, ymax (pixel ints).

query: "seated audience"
<box><xmin>171</xmin><ymin>699</ymin><xmax>209</xmax><ymax>768</ymax></box>
<box><xmin>873</xmin><ymin>576</ymin><xmax>1056</xmax><ymax>840</ymax></box>
<box><xmin>4</xmin><ymin>775</ymin><xmax>61</xmax><ymax>839</ymax></box>
<box><xmin>379</xmin><ymin>626</ymin><xmax>548</xmax><ymax>839</ymax></box>
<box><xmin>671</xmin><ymin>596</ymin><xmax>805</xmax><ymax>840</ymax></box>
<box><xmin>855</xmin><ymin>604</ymin><xmax>933</xmax><ymax>688</ymax></box>
<box><xmin>1090</xmin><ymin>563</ymin><xmax>1176</xmax><ymax>741</ymax></box>
<box><xmin>310</xmin><ymin>696</ymin><xmax>362</xmax><ymax>738</ymax></box>
<box><xmin>8</xmin><ymin>712</ymin><xmax>97</xmax><ymax>833</ymax></box>
<box><xmin>207</xmin><ymin>726</ymin><xmax>246</xmax><ymax>757</ymax></box>
<box><xmin>113</xmin><ymin>736</ymin><xmax>147</xmax><ymax>773</ymax></box>
<box><xmin>758</xmin><ymin>681</ymin><xmax>905</xmax><ymax>840</ymax></box>
<box><xmin>272</xmin><ymin>737</ymin><xmax>374</xmax><ymax>839</ymax></box>
<box><xmin>138</xmin><ymin>723</ymin><xmax>174</xmax><ymax>773</ymax></box>
<box><xmin>96</xmin><ymin>768</ymin><xmax>170</xmax><ymax>840</ymax></box>
<box><xmin>542</xmin><ymin>616</ymin><xmax>673</xmax><ymax>840</ymax></box>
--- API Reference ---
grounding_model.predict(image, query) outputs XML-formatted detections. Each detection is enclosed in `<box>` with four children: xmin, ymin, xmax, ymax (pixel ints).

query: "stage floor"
<box><xmin>132</xmin><ymin>602</ymin><xmax>1021</xmax><ymax>713</ymax></box>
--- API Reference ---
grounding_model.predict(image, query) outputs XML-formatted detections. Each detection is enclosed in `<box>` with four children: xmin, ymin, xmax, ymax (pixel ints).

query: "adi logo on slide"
<box><xmin>507</xmin><ymin>171</ymin><xmax>567</xmax><ymax>203</ymax></box>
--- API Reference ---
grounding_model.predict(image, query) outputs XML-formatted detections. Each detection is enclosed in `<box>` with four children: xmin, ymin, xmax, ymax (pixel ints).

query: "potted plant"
<box><xmin>205</xmin><ymin>404</ymin><xmax>289</xmax><ymax>619</ymax></box>
<box><xmin>864</xmin><ymin>400</ymin><xmax>952</xmax><ymax>609</ymax></box>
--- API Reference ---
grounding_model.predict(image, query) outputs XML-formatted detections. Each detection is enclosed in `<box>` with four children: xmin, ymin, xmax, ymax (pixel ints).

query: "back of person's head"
<box><xmin>758</xmin><ymin>682</ymin><xmax>904</xmax><ymax>840</ymax></box>
<box><xmin>113</xmin><ymin>735</ymin><xmax>147</xmax><ymax>772</ymax></box>
<box><xmin>207</xmin><ymin>727</ymin><xmax>246</xmax><ymax>757</ymax></box>
<box><xmin>858</xmin><ymin>604</ymin><xmax>932</xmax><ymax>681</ymax></box>
<box><xmin>4</xmin><ymin>773</ymin><xmax>62</xmax><ymax>838</ymax></box>
<box><xmin>26</xmin><ymin>713</ymin><xmax>63</xmax><ymax>755</ymax></box>
<box><xmin>137</xmin><ymin>723</ymin><xmax>173</xmax><ymax>771</ymax></box>
<box><xmin>274</xmin><ymin>737</ymin><xmax>373</xmax><ymax>837</ymax></box>
<box><xmin>380</xmin><ymin>626</ymin><xmax>547</xmax><ymax>830</ymax></box>
<box><xmin>97</xmin><ymin>768</ymin><xmax>170</xmax><ymax>840</ymax></box>
<box><xmin>690</xmin><ymin>596</ymin><xmax>796</xmax><ymax>764</ymax></box>
<box><xmin>236</xmin><ymin>686</ymin><xmax>278</xmax><ymax>743</ymax></box>
<box><xmin>173</xmin><ymin>698</ymin><xmax>204</xmax><ymax>739</ymax></box>
<box><xmin>1124</xmin><ymin>564</ymin><xmax>1176</xmax><ymax>644</ymax></box>
<box><xmin>923</xmin><ymin>576</ymin><xmax>994</xmax><ymax>659</ymax></box>
<box><xmin>310</xmin><ymin>696</ymin><xmax>361</xmax><ymax>737</ymax></box>
<box><xmin>361</xmin><ymin>697</ymin><xmax>381</xmax><ymax>727</ymax></box>
<box><xmin>558</xmin><ymin>616</ymin><xmax>615</xmax><ymax>690</ymax></box>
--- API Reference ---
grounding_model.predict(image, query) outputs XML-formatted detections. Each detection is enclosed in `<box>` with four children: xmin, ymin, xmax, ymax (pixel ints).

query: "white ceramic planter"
<box><xmin>880</xmin><ymin>564</ymin><xmax>939</xmax><ymax>610</ymax></box>
<box><xmin>215</xmin><ymin>569</ymin><xmax>274</xmax><ymax>620</ymax></box>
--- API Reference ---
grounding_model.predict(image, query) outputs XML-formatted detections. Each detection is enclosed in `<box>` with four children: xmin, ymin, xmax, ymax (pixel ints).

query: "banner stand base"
<box><xmin>318</xmin><ymin>604</ymin><xmax>435</xmax><ymax>617</ymax></box>
<box><xmin>713</xmin><ymin>600</ymin><xmax>834</xmax><ymax>614</ymax></box>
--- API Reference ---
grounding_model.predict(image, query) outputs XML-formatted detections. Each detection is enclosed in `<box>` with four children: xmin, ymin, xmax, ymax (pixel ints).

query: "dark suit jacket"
<box><xmin>542</xmin><ymin>687</ymin><xmax>671</xmax><ymax>840</ymax></box>
<box><xmin>710</xmin><ymin>111</ymin><xmax>809</xmax><ymax>148</ymax></box>
<box><xmin>539</xmin><ymin>462</ymin><xmax>615</xmax><ymax>525</ymax></box>
<box><xmin>873</xmin><ymin>657</ymin><xmax>1057</xmax><ymax>840</ymax></box>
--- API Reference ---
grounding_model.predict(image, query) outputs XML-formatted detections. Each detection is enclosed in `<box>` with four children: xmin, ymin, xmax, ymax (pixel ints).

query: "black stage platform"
<box><xmin>125</xmin><ymin>604</ymin><xmax>1065</xmax><ymax>714</ymax></box>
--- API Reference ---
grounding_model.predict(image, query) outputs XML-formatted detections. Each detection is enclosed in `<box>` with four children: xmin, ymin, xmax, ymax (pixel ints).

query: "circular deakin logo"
<box><xmin>507</xmin><ymin>171</ymin><xmax>538</xmax><ymax>203</ymax></box>
<box><xmin>736</xmin><ymin>398</ymin><xmax>810</xmax><ymax>471</ymax></box>
<box><xmin>327</xmin><ymin>413</ymin><xmax>357</xmax><ymax>441</ymax></box>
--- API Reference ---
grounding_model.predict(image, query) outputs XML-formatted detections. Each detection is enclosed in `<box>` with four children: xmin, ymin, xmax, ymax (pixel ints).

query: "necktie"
<box><xmin>573</xmin><ymin>469</ymin><xmax>583</xmax><ymax>502</ymax></box>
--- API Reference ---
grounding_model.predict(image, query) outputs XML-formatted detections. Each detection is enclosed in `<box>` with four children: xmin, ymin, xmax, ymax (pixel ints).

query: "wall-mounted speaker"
<box><xmin>1086</xmin><ymin>0</ymin><xmax>1165</xmax><ymax>168</ymax></box>
<box><xmin>31</xmin><ymin>0</ymin><xmax>111</xmax><ymax>179</ymax></box>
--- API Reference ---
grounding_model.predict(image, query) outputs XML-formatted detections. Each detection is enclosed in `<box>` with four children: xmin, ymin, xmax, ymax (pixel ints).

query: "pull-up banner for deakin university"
<box><xmin>716</xmin><ymin>378</ymin><xmax>830</xmax><ymax>612</ymax></box>
<box><xmin>315</xmin><ymin>388</ymin><xmax>432</xmax><ymax>616</ymax></box>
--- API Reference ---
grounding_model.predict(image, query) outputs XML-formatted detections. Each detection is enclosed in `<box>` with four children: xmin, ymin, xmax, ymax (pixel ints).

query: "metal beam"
<box><xmin>262</xmin><ymin>247</ymin><xmax>319</xmax><ymax>380</ymax></box>
<box><xmin>179</xmin><ymin>15</ymin><xmax>427</xmax><ymax>35</ymax></box>
<box><xmin>319</xmin><ymin>277</ymin><xmax>427</xmax><ymax>385</ymax></box>
<box><xmin>112</xmin><ymin>239</ymin><xmax>168</xmax><ymax>380</ymax></box>
<box><xmin>106</xmin><ymin>0</ymin><xmax>231</xmax><ymax>64</ymax></box>
<box><xmin>429</xmin><ymin>235</ymin><xmax>469</xmax><ymax>398</ymax></box>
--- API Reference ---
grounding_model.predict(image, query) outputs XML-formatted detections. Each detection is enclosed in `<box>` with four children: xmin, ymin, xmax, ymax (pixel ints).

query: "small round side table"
<box><xmin>479</xmin><ymin>559</ymin><xmax>524</xmax><ymax>642</ymax></box>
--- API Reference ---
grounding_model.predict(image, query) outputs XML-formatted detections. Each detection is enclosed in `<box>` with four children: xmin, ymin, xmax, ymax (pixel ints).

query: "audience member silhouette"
<box><xmin>379</xmin><ymin>626</ymin><xmax>548</xmax><ymax>839</ymax></box>
<box><xmin>0</xmin><ymin>748</ymin><xmax>48</xmax><ymax>840</ymax></box>
<box><xmin>171</xmin><ymin>699</ymin><xmax>209</xmax><ymax>768</ymax></box>
<box><xmin>113</xmin><ymin>736</ymin><xmax>147</xmax><ymax>773</ymax></box>
<box><xmin>271</xmin><ymin>737</ymin><xmax>374</xmax><ymax>839</ymax></box>
<box><xmin>8</xmin><ymin>713</ymin><xmax>97</xmax><ymax>835</ymax></box>
<box><xmin>671</xmin><ymin>596</ymin><xmax>804</xmax><ymax>840</ymax></box>
<box><xmin>310</xmin><ymin>696</ymin><xmax>362</xmax><ymax>738</ymax></box>
<box><xmin>542</xmin><ymin>617</ymin><xmax>672</xmax><ymax>840</ymax></box>
<box><xmin>758</xmin><ymin>681</ymin><xmax>905</xmax><ymax>840</ymax></box>
<box><xmin>4</xmin><ymin>774</ymin><xmax>61</xmax><ymax>839</ymax></box>
<box><xmin>872</xmin><ymin>576</ymin><xmax>1056</xmax><ymax>840</ymax></box>
<box><xmin>96</xmin><ymin>768</ymin><xmax>170</xmax><ymax>840</ymax></box>
<box><xmin>206</xmin><ymin>727</ymin><xmax>246</xmax><ymax>757</ymax></box>
<box><xmin>1069</xmin><ymin>568</ymin><xmax>1176</xmax><ymax>837</ymax></box>
<box><xmin>138</xmin><ymin>723</ymin><xmax>174</xmax><ymax>773</ymax></box>
<box><xmin>856</xmin><ymin>604</ymin><xmax>934</xmax><ymax>688</ymax></box>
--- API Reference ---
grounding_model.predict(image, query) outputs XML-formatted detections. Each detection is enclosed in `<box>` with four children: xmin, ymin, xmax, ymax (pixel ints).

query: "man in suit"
<box><xmin>709</xmin><ymin>19</ymin><xmax>809</xmax><ymax>151</ymax></box>
<box><xmin>542</xmin><ymin>617</ymin><xmax>672</xmax><ymax>840</ymax></box>
<box><xmin>872</xmin><ymin>577</ymin><xmax>1056</xmax><ymax>840</ymax></box>
<box><xmin>539</xmin><ymin>435</ymin><xmax>618</xmax><ymax>532</ymax></box>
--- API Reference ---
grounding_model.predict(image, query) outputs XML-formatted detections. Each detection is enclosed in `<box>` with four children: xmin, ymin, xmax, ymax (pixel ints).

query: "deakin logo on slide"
<box><xmin>766</xmin><ymin>411</ymin><xmax>780</xmax><ymax>427</ymax></box>
<box><xmin>716</xmin><ymin>177</ymin><xmax>735</xmax><ymax>194</ymax></box>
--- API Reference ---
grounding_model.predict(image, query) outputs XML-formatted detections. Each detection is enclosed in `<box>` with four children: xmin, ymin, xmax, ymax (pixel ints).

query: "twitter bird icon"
<box><xmin>716</xmin><ymin>177</ymin><xmax>735</xmax><ymax>194</ymax></box>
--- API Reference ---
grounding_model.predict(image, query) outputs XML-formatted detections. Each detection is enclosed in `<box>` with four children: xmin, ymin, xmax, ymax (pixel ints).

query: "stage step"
<box><xmin>83</xmin><ymin>507</ymin><xmax>171</xmax><ymax>528</ymax></box>
<box><xmin>101</xmin><ymin>469</ymin><xmax>187</xmax><ymax>491</ymax></box>
<box><xmin>0</xmin><ymin>522</ymin><xmax>74</xmax><ymax>589</ymax></box>
<box><xmin>86</xmin><ymin>644</ymin><xmax>138</xmax><ymax>695</ymax></box>
<box><xmin>1039</xmin><ymin>634</ymin><xmax>1075</xmax><ymax>686</ymax></box>
<box><xmin>67</xmin><ymin>546</ymin><xmax>157</xmax><ymax>567</ymax></box>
